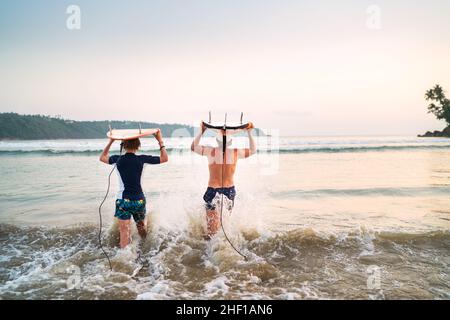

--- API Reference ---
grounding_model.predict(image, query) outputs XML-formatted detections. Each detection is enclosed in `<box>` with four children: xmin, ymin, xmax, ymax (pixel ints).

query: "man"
<box><xmin>100</xmin><ymin>129</ymin><xmax>168</xmax><ymax>248</ymax></box>
<box><xmin>191</xmin><ymin>122</ymin><xmax>256</xmax><ymax>239</ymax></box>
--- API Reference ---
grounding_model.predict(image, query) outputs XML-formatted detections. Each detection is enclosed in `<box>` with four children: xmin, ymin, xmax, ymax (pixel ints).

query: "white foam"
<box><xmin>137</xmin><ymin>281</ymin><xmax>174</xmax><ymax>300</ymax></box>
<box><xmin>203</xmin><ymin>276</ymin><xmax>229</xmax><ymax>295</ymax></box>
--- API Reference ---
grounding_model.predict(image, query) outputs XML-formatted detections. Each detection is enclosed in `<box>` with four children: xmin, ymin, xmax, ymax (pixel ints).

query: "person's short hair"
<box><xmin>122</xmin><ymin>138</ymin><xmax>141</xmax><ymax>151</ymax></box>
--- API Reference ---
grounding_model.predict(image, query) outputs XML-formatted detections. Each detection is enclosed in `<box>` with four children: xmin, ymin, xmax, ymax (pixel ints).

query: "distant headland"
<box><xmin>0</xmin><ymin>113</ymin><xmax>263</xmax><ymax>140</ymax></box>
<box><xmin>419</xmin><ymin>84</ymin><xmax>450</xmax><ymax>138</ymax></box>
<box><xmin>0</xmin><ymin>113</ymin><xmax>194</xmax><ymax>140</ymax></box>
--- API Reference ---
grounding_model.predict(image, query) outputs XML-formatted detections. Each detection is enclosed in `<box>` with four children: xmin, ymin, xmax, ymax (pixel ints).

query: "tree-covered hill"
<box><xmin>0</xmin><ymin>113</ymin><xmax>194</xmax><ymax>140</ymax></box>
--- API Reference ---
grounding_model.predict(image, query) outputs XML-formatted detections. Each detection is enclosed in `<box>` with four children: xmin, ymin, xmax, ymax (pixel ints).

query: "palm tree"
<box><xmin>426</xmin><ymin>84</ymin><xmax>450</xmax><ymax>124</ymax></box>
<box><xmin>425</xmin><ymin>89</ymin><xmax>434</xmax><ymax>101</ymax></box>
<box><xmin>434</xmin><ymin>85</ymin><xmax>444</xmax><ymax>101</ymax></box>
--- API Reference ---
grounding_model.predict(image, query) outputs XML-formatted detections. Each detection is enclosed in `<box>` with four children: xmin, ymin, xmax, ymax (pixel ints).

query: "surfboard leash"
<box><xmin>219</xmin><ymin>127</ymin><xmax>248</xmax><ymax>261</ymax></box>
<box><xmin>98</xmin><ymin>143</ymin><xmax>124</xmax><ymax>271</ymax></box>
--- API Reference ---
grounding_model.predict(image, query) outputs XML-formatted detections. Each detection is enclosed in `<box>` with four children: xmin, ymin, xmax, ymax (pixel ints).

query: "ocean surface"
<box><xmin>0</xmin><ymin>136</ymin><xmax>449</xmax><ymax>300</ymax></box>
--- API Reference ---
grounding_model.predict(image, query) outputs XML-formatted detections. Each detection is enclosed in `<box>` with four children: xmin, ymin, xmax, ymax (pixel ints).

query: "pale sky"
<box><xmin>1</xmin><ymin>0</ymin><xmax>450</xmax><ymax>136</ymax></box>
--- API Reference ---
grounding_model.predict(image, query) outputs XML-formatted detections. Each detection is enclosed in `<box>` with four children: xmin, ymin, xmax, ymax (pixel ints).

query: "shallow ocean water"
<box><xmin>0</xmin><ymin>136</ymin><xmax>449</xmax><ymax>299</ymax></box>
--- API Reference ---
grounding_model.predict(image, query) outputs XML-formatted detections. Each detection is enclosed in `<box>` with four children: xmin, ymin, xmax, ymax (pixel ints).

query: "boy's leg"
<box><xmin>118</xmin><ymin>219</ymin><xmax>131</xmax><ymax>248</ymax></box>
<box><xmin>136</xmin><ymin>219</ymin><xmax>147</xmax><ymax>240</ymax></box>
<box><xmin>132</xmin><ymin>200</ymin><xmax>147</xmax><ymax>240</ymax></box>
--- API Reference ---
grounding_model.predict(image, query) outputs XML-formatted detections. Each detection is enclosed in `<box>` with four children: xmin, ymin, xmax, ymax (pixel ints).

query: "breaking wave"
<box><xmin>2</xmin><ymin>144</ymin><xmax>450</xmax><ymax>156</ymax></box>
<box><xmin>1</xmin><ymin>223</ymin><xmax>448</xmax><ymax>300</ymax></box>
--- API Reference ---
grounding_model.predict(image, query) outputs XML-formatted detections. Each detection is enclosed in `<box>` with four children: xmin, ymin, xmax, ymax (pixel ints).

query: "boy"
<box><xmin>100</xmin><ymin>129</ymin><xmax>168</xmax><ymax>248</ymax></box>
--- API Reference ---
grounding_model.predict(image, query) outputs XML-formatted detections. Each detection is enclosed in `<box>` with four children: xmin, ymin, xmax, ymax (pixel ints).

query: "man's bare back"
<box><xmin>207</xmin><ymin>148</ymin><xmax>238</xmax><ymax>188</ymax></box>
<box><xmin>191</xmin><ymin>122</ymin><xmax>257</xmax><ymax>237</ymax></box>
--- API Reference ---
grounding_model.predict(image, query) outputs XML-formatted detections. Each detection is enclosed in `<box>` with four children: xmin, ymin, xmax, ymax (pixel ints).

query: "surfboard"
<box><xmin>202</xmin><ymin>121</ymin><xmax>253</xmax><ymax>135</ymax></box>
<box><xmin>107</xmin><ymin>129</ymin><xmax>158</xmax><ymax>140</ymax></box>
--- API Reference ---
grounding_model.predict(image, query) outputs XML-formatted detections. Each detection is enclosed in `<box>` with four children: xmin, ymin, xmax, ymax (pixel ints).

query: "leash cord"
<box><xmin>219</xmin><ymin>133</ymin><xmax>248</xmax><ymax>261</ymax></box>
<box><xmin>98</xmin><ymin>144</ymin><xmax>123</xmax><ymax>271</ymax></box>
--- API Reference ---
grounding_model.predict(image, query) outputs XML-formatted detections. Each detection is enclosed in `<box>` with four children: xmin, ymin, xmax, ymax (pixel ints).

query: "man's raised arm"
<box><xmin>191</xmin><ymin>122</ymin><xmax>209</xmax><ymax>155</ymax></box>
<box><xmin>237</xmin><ymin>124</ymin><xmax>257</xmax><ymax>159</ymax></box>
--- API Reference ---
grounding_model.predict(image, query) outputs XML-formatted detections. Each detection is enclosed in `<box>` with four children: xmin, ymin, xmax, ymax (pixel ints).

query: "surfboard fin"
<box><xmin>223</xmin><ymin>113</ymin><xmax>227</xmax><ymax>130</ymax></box>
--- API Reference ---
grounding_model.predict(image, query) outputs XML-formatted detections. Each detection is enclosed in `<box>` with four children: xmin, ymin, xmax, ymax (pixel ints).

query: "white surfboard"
<box><xmin>107</xmin><ymin>129</ymin><xmax>158</xmax><ymax>140</ymax></box>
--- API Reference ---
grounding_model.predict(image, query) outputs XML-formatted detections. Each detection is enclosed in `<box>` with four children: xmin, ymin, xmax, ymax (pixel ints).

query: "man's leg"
<box><xmin>203</xmin><ymin>188</ymin><xmax>220</xmax><ymax>238</ymax></box>
<box><xmin>206</xmin><ymin>209</ymin><xmax>220</xmax><ymax>237</ymax></box>
<box><xmin>118</xmin><ymin>219</ymin><xmax>131</xmax><ymax>248</ymax></box>
<box><xmin>206</xmin><ymin>188</ymin><xmax>235</xmax><ymax>237</ymax></box>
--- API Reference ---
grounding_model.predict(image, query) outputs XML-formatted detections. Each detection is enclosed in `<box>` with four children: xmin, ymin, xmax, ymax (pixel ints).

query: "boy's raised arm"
<box><xmin>154</xmin><ymin>129</ymin><xmax>168</xmax><ymax>163</ymax></box>
<box><xmin>100</xmin><ymin>138</ymin><xmax>115</xmax><ymax>164</ymax></box>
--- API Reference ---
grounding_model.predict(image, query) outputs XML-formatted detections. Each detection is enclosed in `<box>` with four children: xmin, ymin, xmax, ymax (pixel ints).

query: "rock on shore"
<box><xmin>418</xmin><ymin>127</ymin><xmax>450</xmax><ymax>137</ymax></box>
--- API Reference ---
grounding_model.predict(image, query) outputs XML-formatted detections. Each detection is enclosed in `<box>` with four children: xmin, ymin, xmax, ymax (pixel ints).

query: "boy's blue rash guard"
<box><xmin>109</xmin><ymin>153</ymin><xmax>160</xmax><ymax>200</ymax></box>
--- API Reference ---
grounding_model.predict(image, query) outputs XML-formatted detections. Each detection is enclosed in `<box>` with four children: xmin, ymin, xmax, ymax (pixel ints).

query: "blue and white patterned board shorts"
<box><xmin>115</xmin><ymin>199</ymin><xmax>146</xmax><ymax>222</ymax></box>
